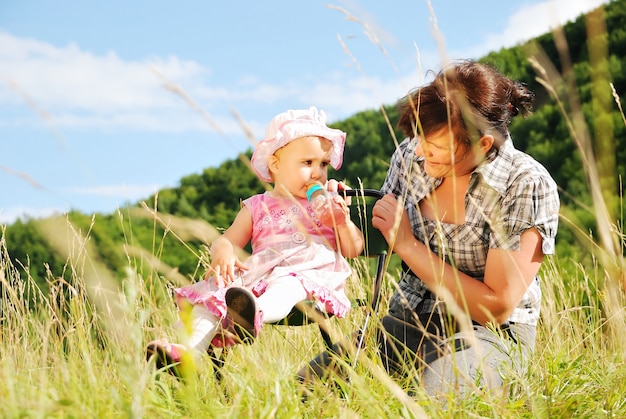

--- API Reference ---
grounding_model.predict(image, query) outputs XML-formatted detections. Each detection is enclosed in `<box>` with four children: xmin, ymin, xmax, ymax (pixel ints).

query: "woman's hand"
<box><xmin>372</xmin><ymin>194</ymin><xmax>545</xmax><ymax>325</ymax></box>
<box><xmin>371</xmin><ymin>194</ymin><xmax>414</xmax><ymax>250</ymax></box>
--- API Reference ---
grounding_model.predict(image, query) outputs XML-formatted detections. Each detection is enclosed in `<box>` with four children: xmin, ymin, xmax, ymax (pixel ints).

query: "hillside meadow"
<box><xmin>2</xmin><ymin>2</ymin><xmax>626</xmax><ymax>418</ymax></box>
<box><xmin>1</xmin><ymin>206</ymin><xmax>625</xmax><ymax>417</ymax></box>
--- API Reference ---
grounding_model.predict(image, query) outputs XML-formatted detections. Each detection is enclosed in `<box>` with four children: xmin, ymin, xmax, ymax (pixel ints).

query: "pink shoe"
<box><xmin>146</xmin><ymin>339</ymin><xmax>187</xmax><ymax>378</ymax></box>
<box><xmin>225</xmin><ymin>286</ymin><xmax>259</xmax><ymax>344</ymax></box>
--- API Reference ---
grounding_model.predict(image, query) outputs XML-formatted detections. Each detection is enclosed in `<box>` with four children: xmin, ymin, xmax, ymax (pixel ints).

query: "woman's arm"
<box><xmin>372</xmin><ymin>194</ymin><xmax>544</xmax><ymax>325</ymax></box>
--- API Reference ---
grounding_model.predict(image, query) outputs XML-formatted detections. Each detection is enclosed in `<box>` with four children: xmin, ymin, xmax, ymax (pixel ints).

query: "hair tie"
<box><xmin>507</xmin><ymin>102</ymin><xmax>519</xmax><ymax>117</ymax></box>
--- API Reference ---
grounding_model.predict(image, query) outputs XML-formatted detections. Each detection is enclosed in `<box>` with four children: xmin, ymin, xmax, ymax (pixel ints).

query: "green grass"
<box><xmin>1</xmin><ymin>223</ymin><xmax>625</xmax><ymax>418</ymax></box>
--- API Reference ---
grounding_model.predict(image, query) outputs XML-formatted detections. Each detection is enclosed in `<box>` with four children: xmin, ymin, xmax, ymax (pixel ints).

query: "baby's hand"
<box><xmin>327</xmin><ymin>179</ymin><xmax>353</xmax><ymax>204</ymax></box>
<box><xmin>208</xmin><ymin>257</ymin><xmax>248</xmax><ymax>287</ymax></box>
<box><xmin>330</xmin><ymin>194</ymin><xmax>350</xmax><ymax>225</ymax></box>
<box><xmin>324</xmin><ymin>179</ymin><xmax>351</xmax><ymax>226</ymax></box>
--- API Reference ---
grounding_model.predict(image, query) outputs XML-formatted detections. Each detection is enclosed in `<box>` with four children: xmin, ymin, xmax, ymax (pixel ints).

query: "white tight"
<box><xmin>185</xmin><ymin>305</ymin><xmax>219</xmax><ymax>354</ymax></box>
<box><xmin>256</xmin><ymin>276</ymin><xmax>308</xmax><ymax>323</ymax></box>
<box><xmin>182</xmin><ymin>277</ymin><xmax>308</xmax><ymax>353</ymax></box>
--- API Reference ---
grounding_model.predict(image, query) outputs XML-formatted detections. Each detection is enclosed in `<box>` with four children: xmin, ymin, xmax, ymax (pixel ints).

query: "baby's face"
<box><xmin>270</xmin><ymin>136</ymin><xmax>332</xmax><ymax>198</ymax></box>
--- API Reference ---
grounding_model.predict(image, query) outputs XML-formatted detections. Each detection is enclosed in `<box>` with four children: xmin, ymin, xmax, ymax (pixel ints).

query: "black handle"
<box><xmin>341</xmin><ymin>188</ymin><xmax>384</xmax><ymax>200</ymax></box>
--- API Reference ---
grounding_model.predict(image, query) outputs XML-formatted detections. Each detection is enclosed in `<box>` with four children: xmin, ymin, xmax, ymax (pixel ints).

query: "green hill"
<box><xmin>2</xmin><ymin>0</ymin><xmax>624</xmax><ymax>297</ymax></box>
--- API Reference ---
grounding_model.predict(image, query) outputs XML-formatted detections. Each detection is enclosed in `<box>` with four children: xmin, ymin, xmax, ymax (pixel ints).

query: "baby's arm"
<box><xmin>208</xmin><ymin>205</ymin><xmax>253</xmax><ymax>286</ymax></box>
<box><xmin>327</xmin><ymin>180</ymin><xmax>364</xmax><ymax>258</ymax></box>
<box><xmin>335</xmin><ymin>215</ymin><xmax>364</xmax><ymax>258</ymax></box>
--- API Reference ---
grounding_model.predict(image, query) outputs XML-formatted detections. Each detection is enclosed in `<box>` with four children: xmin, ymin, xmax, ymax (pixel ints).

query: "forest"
<box><xmin>2</xmin><ymin>0</ymin><xmax>625</xmax><ymax>297</ymax></box>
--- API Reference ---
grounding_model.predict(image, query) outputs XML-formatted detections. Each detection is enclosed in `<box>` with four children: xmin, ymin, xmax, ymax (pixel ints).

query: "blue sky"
<box><xmin>0</xmin><ymin>0</ymin><xmax>606</xmax><ymax>224</ymax></box>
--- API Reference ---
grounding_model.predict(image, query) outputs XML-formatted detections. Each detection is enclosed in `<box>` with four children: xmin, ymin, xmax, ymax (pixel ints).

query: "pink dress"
<box><xmin>174</xmin><ymin>192</ymin><xmax>353</xmax><ymax>347</ymax></box>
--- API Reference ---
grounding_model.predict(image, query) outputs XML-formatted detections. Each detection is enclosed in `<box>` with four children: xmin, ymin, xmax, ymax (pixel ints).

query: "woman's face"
<box><xmin>269</xmin><ymin>136</ymin><xmax>332</xmax><ymax>198</ymax></box>
<box><xmin>414</xmin><ymin>128</ymin><xmax>479</xmax><ymax>178</ymax></box>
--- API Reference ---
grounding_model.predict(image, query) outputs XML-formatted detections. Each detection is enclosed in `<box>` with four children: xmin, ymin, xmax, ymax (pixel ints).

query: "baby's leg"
<box><xmin>256</xmin><ymin>276</ymin><xmax>308</xmax><ymax>323</ymax></box>
<box><xmin>147</xmin><ymin>304</ymin><xmax>219</xmax><ymax>375</ymax></box>
<box><xmin>185</xmin><ymin>304</ymin><xmax>220</xmax><ymax>354</ymax></box>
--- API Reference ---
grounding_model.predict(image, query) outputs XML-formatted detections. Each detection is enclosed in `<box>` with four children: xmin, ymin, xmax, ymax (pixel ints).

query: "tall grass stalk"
<box><xmin>526</xmin><ymin>3</ymin><xmax>626</xmax><ymax>352</ymax></box>
<box><xmin>2</xmin><ymin>3</ymin><xmax>626</xmax><ymax>418</ymax></box>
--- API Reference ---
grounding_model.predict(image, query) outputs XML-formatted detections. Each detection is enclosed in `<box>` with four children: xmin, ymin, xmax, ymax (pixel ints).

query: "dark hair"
<box><xmin>397</xmin><ymin>60</ymin><xmax>535</xmax><ymax>149</ymax></box>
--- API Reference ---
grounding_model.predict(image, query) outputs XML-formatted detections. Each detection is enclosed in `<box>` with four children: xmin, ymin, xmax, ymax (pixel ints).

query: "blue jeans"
<box><xmin>378</xmin><ymin>310</ymin><xmax>536</xmax><ymax>397</ymax></box>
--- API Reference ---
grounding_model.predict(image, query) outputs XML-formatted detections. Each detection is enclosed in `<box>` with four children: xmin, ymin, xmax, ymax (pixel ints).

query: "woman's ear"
<box><xmin>479</xmin><ymin>135</ymin><xmax>494</xmax><ymax>154</ymax></box>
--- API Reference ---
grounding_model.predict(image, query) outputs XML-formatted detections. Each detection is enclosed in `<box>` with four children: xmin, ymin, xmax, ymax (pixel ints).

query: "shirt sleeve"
<box><xmin>491</xmin><ymin>175</ymin><xmax>560</xmax><ymax>254</ymax></box>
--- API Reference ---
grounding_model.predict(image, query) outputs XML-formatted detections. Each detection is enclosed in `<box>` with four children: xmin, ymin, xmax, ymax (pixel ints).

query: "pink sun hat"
<box><xmin>251</xmin><ymin>106</ymin><xmax>346</xmax><ymax>182</ymax></box>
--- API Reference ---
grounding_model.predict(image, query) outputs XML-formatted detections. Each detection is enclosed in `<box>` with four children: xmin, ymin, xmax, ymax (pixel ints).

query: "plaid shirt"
<box><xmin>381</xmin><ymin>137</ymin><xmax>560</xmax><ymax>325</ymax></box>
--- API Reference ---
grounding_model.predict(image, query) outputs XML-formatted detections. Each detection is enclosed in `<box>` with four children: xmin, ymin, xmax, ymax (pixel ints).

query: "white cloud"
<box><xmin>0</xmin><ymin>0</ymin><xmax>609</xmax><ymax>136</ymax></box>
<box><xmin>300</xmin><ymin>73</ymin><xmax>410</xmax><ymax>119</ymax></box>
<box><xmin>503</xmin><ymin>0</ymin><xmax>605</xmax><ymax>45</ymax></box>
<box><xmin>0</xmin><ymin>32</ymin><xmax>201</xmax><ymax>110</ymax></box>
<box><xmin>0</xmin><ymin>206</ymin><xmax>64</xmax><ymax>224</ymax></box>
<box><xmin>0</xmin><ymin>184</ymin><xmax>168</xmax><ymax>224</ymax></box>
<box><xmin>459</xmin><ymin>0</ymin><xmax>607</xmax><ymax>58</ymax></box>
<box><xmin>0</xmin><ymin>184</ymin><xmax>179</xmax><ymax>224</ymax></box>
<box><xmin>65</xmin><ymin>184</ymin><xmax>161</xmax><ymax>199</ymax></box>
<box><xmin>0</xmin><ymin>29</ymin><xmax>362</xmax><ymax>135</ymax></box>
<box><xmin>0</xmin><ymin>31</ymin><xmax>241</xmax><ymax>132</ymax></box>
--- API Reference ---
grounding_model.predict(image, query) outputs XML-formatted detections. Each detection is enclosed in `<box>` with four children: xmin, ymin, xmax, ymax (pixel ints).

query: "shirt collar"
<box><xmin>410</xmin><ymin>136</ymin><xmax>515</xmax><ymax>197</ymax></box>
<box><xmin>473</xmin><ymin>138</ymin><xmax>515</xmax><ymax>196</ymax></box>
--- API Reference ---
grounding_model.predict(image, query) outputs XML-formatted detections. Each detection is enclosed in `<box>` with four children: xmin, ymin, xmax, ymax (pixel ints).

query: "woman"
<box><xmin>371</xmin><ymin>60</ymin><xmax>559</xmax><ymax>396</ymax></box>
